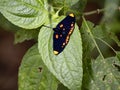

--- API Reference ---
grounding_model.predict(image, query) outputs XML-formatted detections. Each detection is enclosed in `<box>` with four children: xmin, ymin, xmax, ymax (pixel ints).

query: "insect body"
<box><xmin>53</xmin><ymin>13</ymin><xmax>75</xmax><ymax>55</ymax></box>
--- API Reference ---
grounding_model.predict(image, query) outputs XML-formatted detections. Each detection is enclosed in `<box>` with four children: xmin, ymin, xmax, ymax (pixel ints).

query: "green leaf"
<box><xmin>107</xmin><ymin>22</ymin><xmax>120</xmax><ymax>47</ymax></box>
<box><xmin>100</xmin><ymin>0</ymin><xmax>120</xmax><ymax>49</ymax></box>
<box><xmin>0</xmin><ymin>13</ymin><xmax>19</xmax><ymax>31</ymax></box>
<box><xmin>0</xmin><ymin>0</ymin><xmax>48</xmax><ymax>29</ymax></box>
<box><xmin>52</xmin><ymin>0</ymin><xmax>86</xmax><ymax>17</ymax></box>
<box><xmin>19</xmin><ymin>44</ymin><xmax>58</xmax><ymax>90</ymax></box>
<box><xmin>116</xmin><ymin>52</ymin><xmax>120</xmax><ymax>62</ymax></box>
<box><xmin>109</xmin><ymin>32</ymin><xmax>120</xmax><ymax>47</ymax></box>
<box><xmin>80</xmin><ymin>21</ymin><xmax>95</xmax><ymax>90</ymax></box>
<box><xmin>90</xmin><ymin>56</ymin><xmax>120</xmax><ymax>90</ymax></box>
<box><xmin>80</xmin><ymin>20</ymin><xmax>95</xmax><ymax>51</ymax></box>
<box><xmin>38</xmin><ymin>18</ymin><xmax>83</xmax><ymax>90</ymax></box>
<box><xmin>92</xmin><ymin>25</ymin><xmax>107</xmax><ymax>39</ymax></box>
<box><xmin>14</xmin><ymin>29</ymin><xmax>39</xmax><ymax>44</ymax></box>
<box><xmin>102</xmin><ymin>0</ymin><xmax>119</xmax><ymax>22</ymax></box>
<box><xmin>57</xmin><ymin>83</ymin><xmax>69</xmax><ymax>90</ymax></box>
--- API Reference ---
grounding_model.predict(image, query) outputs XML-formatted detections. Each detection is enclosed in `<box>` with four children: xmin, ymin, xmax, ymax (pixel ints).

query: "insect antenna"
<box><xmin>42</xmin><ymin>25</ymin><xmax>52</xmax><ymax>29</ymax></box>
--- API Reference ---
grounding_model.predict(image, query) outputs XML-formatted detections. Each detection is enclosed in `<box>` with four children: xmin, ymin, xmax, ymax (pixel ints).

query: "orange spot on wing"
<box><xmin>71</xmin><ymin>23</ymin><xmax>74</xmax><ymax>27</ymax></box>
<box><xmin>55</xmin><ymin>34</ymin><xmax>59</xmax><ymax>39</ymax></box>
<box><xmin>65</xmin><ymin>36</ymin><xmax>69</xmax><ymax>44</ymax></box>
<box><xmin>68</xmin><ymin>28</ymin><xmax>74</xmax><ymax>35</ymax></box>
<box><xmin>60</xmin><ymin>24</ymin><xmax>63</xmax><ymax>28</ymax></box>
<box><xmin>68</xmin><ymin>30</ymin><xmax>72</xmax><ymax>35</ymax></box>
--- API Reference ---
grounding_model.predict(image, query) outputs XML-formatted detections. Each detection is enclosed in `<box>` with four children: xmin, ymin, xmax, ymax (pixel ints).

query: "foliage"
<box><xmin>19</xmin><ymin>44</ymin><xmax>58</xmax><ymax>90</ymax></box>
<box><xmin>0</xmin><ymin>0</ymin><xmax>120</xmax><ymax>90</ymax></box>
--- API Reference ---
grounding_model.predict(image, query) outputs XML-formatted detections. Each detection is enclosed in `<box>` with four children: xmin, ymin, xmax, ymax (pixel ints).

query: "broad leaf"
<box><xmin>15</xmin><ymin>29</ymin><xmax>39</xmax><ymax>44</ymax></box>
<box><xmin>19</xmin><ymin>44</ymin><xmax>58</xmax><ymax>90</ymax></box>
<box><xmin>0</xmin><ymin>0</ymin><xmax>48</xmax><ymax>29</ymax></box>
<box><xmin>92</xmin><ymin>25</ymin><xmax>107</xmax><ymax>39</ymax></box>
<box><xmin>0</xmin><ymin>13</ymin><xmax>19</xmax><ymax>31</ymax></box>
<box><xmin>90</xmin><ymin>56</ymin><xmax>120</xmax><ymax>90</ymax></box>
<box><xmin>38</xmin><ymin>18</ymin><xmax>83</xmax><ymax>90</ymax></box>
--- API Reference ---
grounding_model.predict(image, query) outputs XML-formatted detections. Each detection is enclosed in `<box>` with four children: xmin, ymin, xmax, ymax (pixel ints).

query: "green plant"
<box><xmin>0</xmin><ymin>0</ymin><xmax>120</xmax><ymax>90</ymax></box>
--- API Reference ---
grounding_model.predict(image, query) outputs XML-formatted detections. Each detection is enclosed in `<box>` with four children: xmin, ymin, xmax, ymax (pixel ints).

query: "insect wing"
<box><xmin>53</xmin><ymin>14</ymin><xmax>75</xmax><ymax>55</ymax></box>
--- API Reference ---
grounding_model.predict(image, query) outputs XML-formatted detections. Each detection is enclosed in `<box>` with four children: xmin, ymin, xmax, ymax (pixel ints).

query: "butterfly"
<box><xmin>53</xmin><ymin>13</ymin><xmax>75</xmax><ymax>55</ymax></box>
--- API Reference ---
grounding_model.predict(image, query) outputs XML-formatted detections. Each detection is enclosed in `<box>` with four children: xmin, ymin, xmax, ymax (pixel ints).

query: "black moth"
<box><xmin>53</xmin><ymin>13</ymin><xmax>75</xmax><ymax>55</ymax></box>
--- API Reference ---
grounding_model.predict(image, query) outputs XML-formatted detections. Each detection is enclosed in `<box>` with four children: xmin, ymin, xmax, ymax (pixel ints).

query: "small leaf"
<box><xmin>14</xmin><ymin>29</ymin><xmax>39</xmax><ymax>44</ymax></box>
<box><xmin>38</xmin><ymin>18</ymin><xmax>83</xmax><ymax>90</ymax></box>
<box><xmin>19</xmin><ymin>44</ymin><xmax>58</xmax><ymax>90</ymax></box>
<box><xmin>0</xmin><ymin>0</ymin><xmax>48</xmax><ymax>29</ymax></box>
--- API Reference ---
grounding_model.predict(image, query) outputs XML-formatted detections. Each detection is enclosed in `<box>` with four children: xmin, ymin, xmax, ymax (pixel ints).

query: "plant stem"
<box><xmin>82</xmin><ymin>16</ymin><xmax>105</xmax><ymax>60</ymax></box>
<box><xmin>83</xmin><ymin>6</ymin><xmax>120</xmax><ymax>16</ymax></box>
<box><xmin>95</xmin><ymin>37</ymin><xmax>117</xmax><ymax>54</ymax></box>
<box><xmin>83</xmin><ymin>9</ymin><xmax>105</xmax><ymax>16</ymax></box>
<box><xmin>42</xmin><ymin>25</ymin><xmax>52</xmax><ymax>29</ymax></box>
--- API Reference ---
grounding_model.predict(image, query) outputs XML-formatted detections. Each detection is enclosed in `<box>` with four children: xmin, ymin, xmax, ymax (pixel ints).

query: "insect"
<box><xmin>53</xmin><ymin>13</ymin><xmax>75</xmax><ymax>55</ymax></box>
